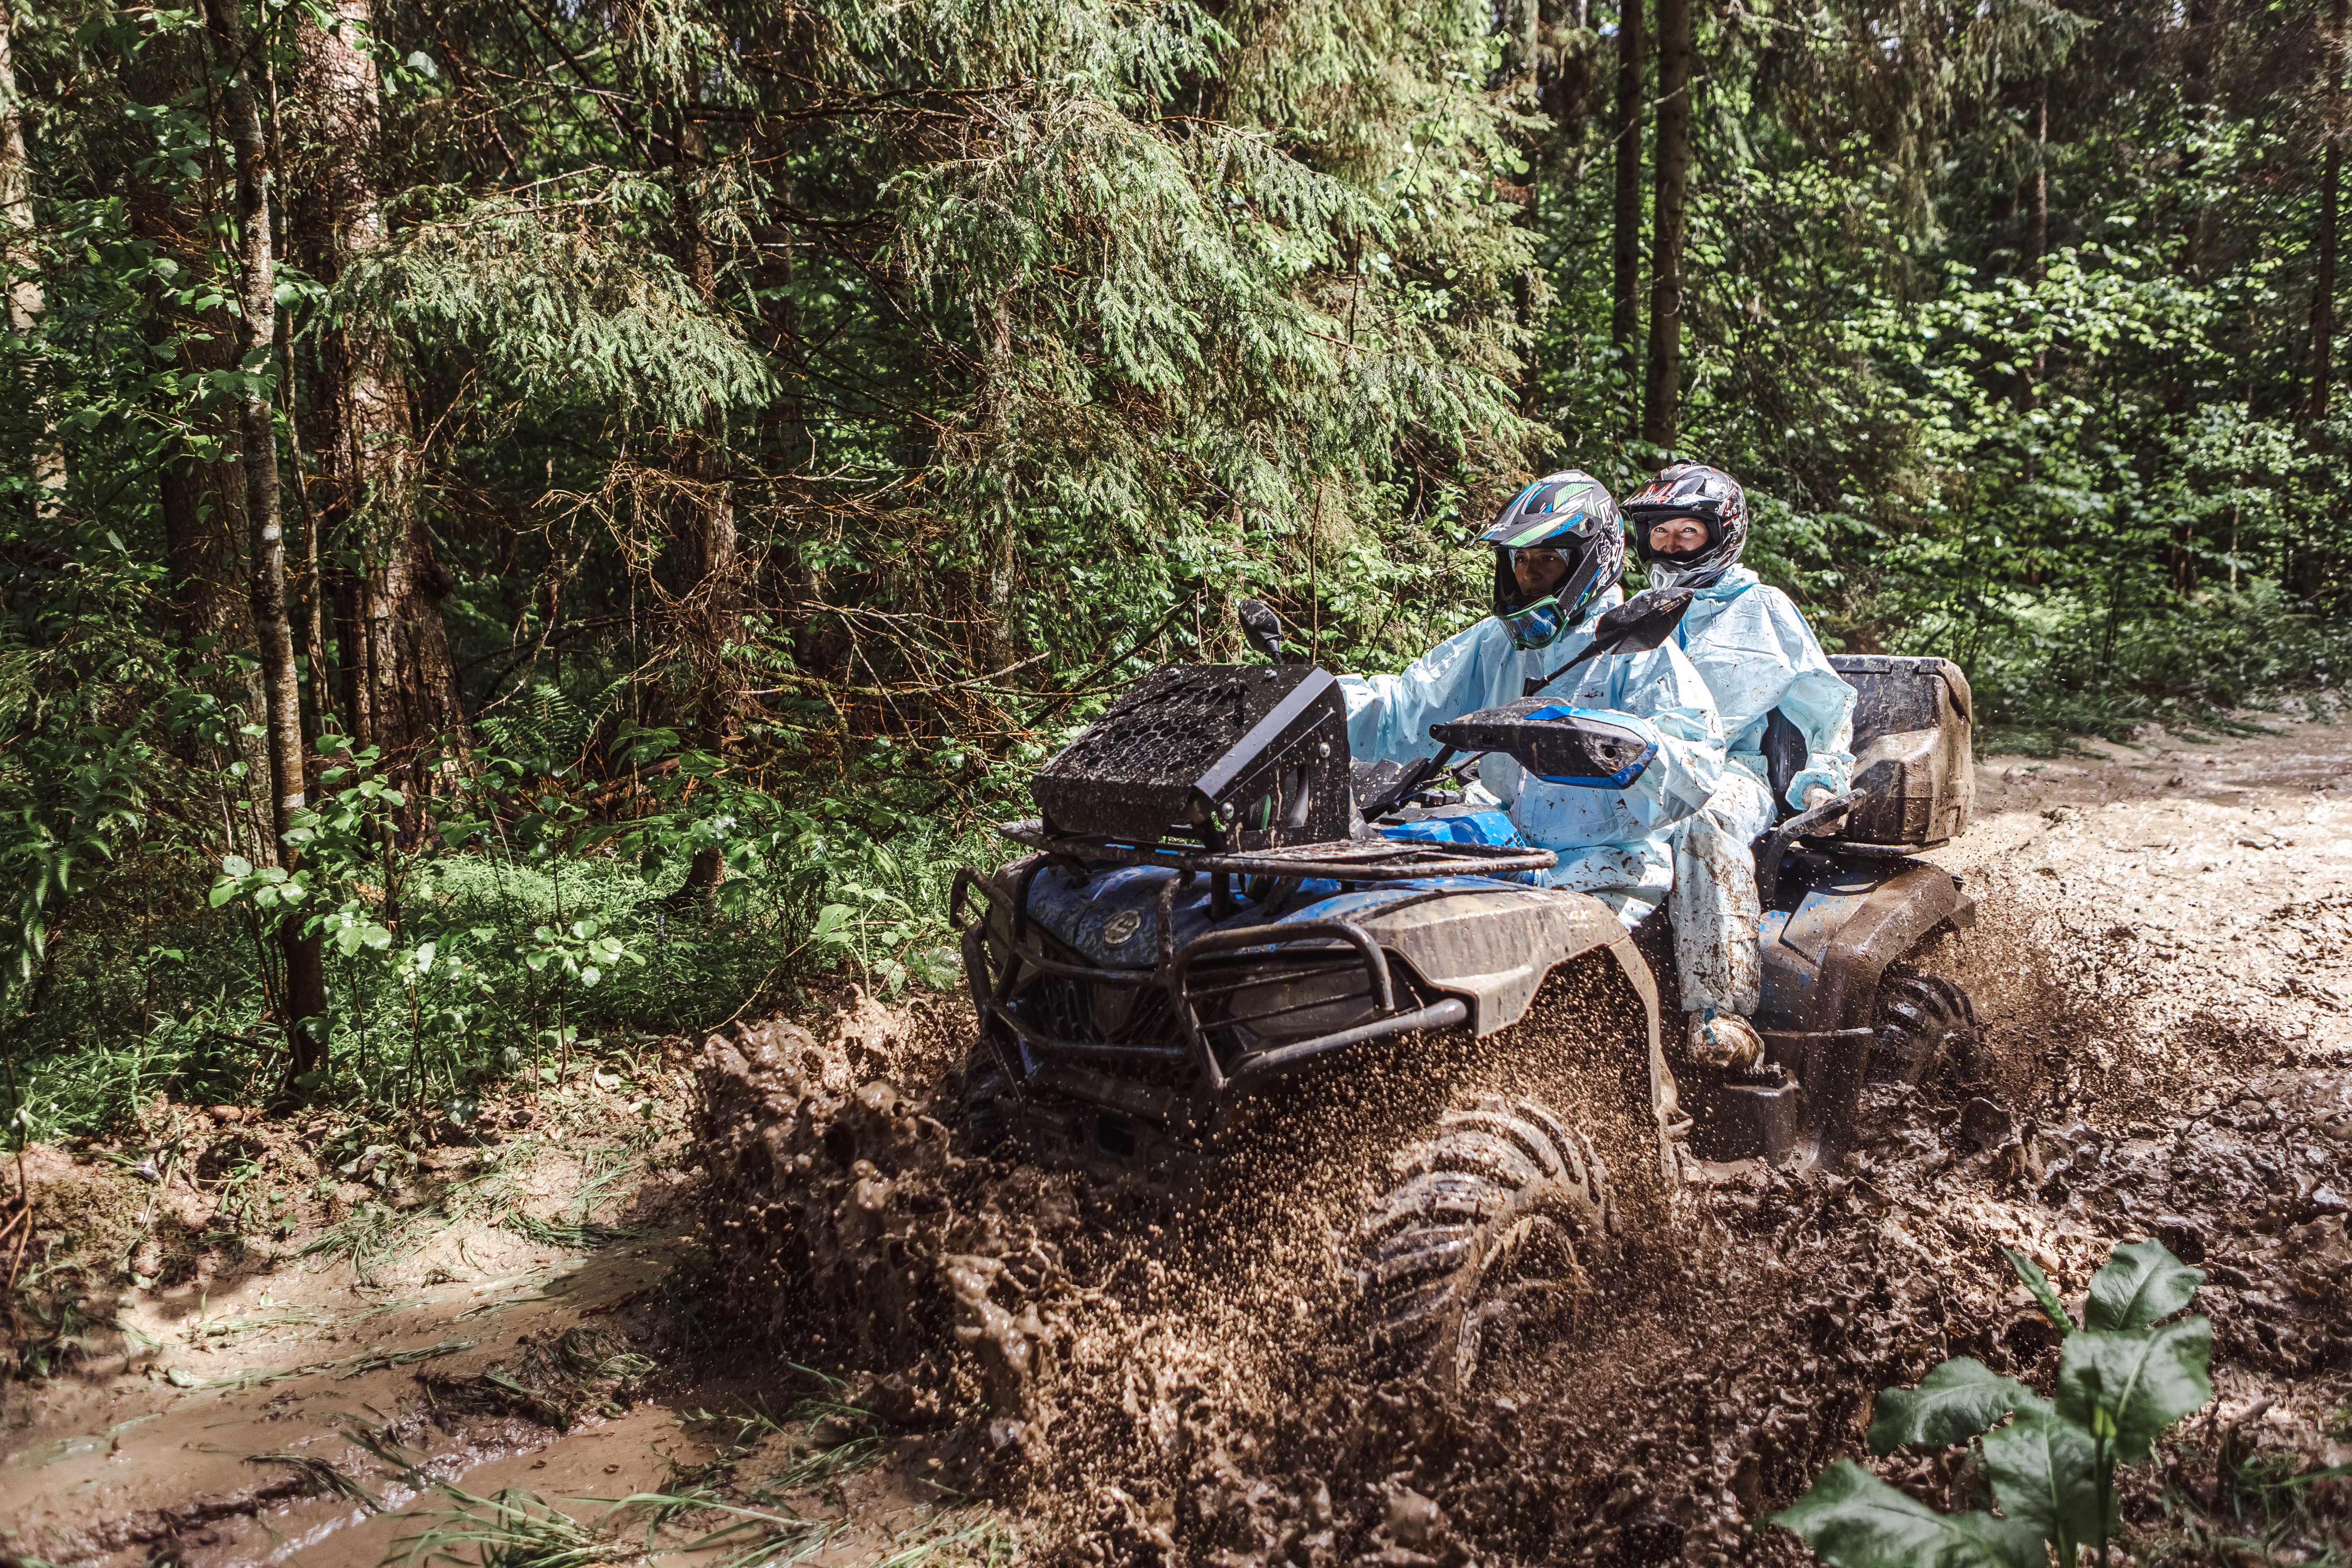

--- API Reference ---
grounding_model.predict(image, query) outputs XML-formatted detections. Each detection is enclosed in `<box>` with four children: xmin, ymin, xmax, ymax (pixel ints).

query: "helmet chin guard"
<box><xmin>1478</xmin><ymin>471</ymin><xmax>1626</xmax><ymax>649</ymax></box>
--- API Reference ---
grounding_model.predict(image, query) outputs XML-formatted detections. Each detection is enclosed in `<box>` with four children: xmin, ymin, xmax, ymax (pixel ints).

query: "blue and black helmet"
<box><xmin>1478</xmin><ymin>471</ymin><xmax>1625</xmax><ymax>651</ymax></box>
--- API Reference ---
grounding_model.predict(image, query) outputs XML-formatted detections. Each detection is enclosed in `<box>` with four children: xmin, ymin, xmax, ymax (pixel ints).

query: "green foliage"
<box><xmin>2085</xmin><ymin>1237</ymin><xmax>2206</xmax><ymax>1333</ymax></box>
<box><xmin>1866</xmin><ymin>1358</ymin><xmax>2026</xmax><ymax>1454</ymax></box>
<box><xmin>7</xmin><ymin>0</ymin><xmax>2352</xmax><ymax>1152</ymax></box>
<box><xmin>342</xmin><ymin>185</ymin><xmax>773</xmax><ymax>428</ymax></box>
<box><xmin>1770</xmin><ymin>1461</ymin><xmax>2045</xmax><ymax>1568</ymax></box>
<box><xmin>1774</xmin><ymin>1238</ymin><xmax>2214</xmax><ymax>1568</ymax></box>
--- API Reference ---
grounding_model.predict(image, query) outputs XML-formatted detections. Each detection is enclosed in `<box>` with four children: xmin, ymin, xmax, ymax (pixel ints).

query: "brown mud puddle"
<box><xmin>1</xmin><ymin>1068</ymin><xmax>1004</xmax><ymax>1567</ymax></box>
<box><xmin>8</xmin><ymin>714</ymin><xmax>2352</xmax><ymax>1566</ymax></box>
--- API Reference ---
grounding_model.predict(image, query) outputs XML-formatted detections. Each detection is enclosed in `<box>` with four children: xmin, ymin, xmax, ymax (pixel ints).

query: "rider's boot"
<box><xmin>1686</xmin><ymin>1008</ymin><xmax>1764</xmax><ymax>1071</ymax></box>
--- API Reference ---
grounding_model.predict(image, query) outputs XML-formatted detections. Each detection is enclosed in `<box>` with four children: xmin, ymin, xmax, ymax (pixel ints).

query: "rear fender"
<box><xmin>1754</xmin><ymin>858</ymin><xmax>1973</xmax><ymax>1161</ymax></box>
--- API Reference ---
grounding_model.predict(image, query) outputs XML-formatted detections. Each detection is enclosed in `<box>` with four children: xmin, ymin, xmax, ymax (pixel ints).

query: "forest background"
<box><xmin>0</xmin><ymin>0</ymin><xmax>2347</xmax><ymax>1135</ymax></box>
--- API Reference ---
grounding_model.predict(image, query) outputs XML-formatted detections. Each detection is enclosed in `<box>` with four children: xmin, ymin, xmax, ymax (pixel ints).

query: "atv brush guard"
<box><xmin>950</xmin><ymin>825</ymin><xmax>1561</xmax><ymax>1137</ymax></box>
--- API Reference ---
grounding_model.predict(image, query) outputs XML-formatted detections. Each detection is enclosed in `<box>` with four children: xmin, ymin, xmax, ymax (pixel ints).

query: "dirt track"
<box><xmin>5</xmin><ymin>714</ymin><xmax>2352</xmax><ymax>1565</ymax></box>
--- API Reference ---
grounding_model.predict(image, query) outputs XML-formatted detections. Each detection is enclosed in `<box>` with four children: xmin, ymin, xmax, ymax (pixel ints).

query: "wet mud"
<box><xmin>5</xmin><ymin>716</ymin><xmax>2352</xmax><ymax>1565</ymax></box>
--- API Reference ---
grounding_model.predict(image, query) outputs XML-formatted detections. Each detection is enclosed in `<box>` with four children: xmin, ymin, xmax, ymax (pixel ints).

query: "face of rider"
<box><xmin>1647</xmin><ymin>515</ymin><xmax>1709</xmax><ymax>556</ymax></box>
<box><xmin>1511</xmin><ymin>547</ymin><xmax>1570</xmax><ymax>599</ymax></box>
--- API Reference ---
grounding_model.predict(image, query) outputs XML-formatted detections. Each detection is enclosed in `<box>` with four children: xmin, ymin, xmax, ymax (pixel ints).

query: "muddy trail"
<box><xmin>7</xmin><ymin>716</ymin><xmax>2352</xmax><ymax>1566</ymax></box>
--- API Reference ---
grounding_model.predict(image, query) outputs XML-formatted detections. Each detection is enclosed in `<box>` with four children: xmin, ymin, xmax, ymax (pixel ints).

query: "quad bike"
<box><xmin>951</xmin><ymin>597</ymin><xmax>1981</xmax><ymax>1383</ymax></box>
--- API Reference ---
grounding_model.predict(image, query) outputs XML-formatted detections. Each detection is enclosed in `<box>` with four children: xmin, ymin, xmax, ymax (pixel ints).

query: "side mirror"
<box><xmin>1587</xmin><ymin>587</ymin><xmax>1694</xmax><ymax>656</ymax></box>
<box><xmin>1238</xmin><ymin>599</ymin><xmax>1285</xmax><ymax>663</ymax></box>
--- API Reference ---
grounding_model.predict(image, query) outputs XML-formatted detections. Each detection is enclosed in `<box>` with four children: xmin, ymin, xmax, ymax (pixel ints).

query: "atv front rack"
<box><xmin>997</xmin><ymin>818</ymin><xmax>1556</xmax><ymax>883</ymax></box>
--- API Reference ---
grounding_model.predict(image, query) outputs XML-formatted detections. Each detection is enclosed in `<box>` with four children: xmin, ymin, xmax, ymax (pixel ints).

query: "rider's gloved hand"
<box><xmin>1802</xmin><ymin>784</ymin><xmax>1834</xmax><ymax>812</ymax></box>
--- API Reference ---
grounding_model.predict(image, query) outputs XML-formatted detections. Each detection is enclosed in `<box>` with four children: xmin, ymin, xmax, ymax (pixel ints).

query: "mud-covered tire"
<box><xmin>961</xmin><ymin>1052</ymin><xmax>1014</xmax><ymax>1151</ymax></box>
<box><xmin>1355</xmin><ymin>1096</ymin><xmax>1614</xmax><ymax>1390</ymax></box>
<box><xmin>1871</xmin><ymin>974</ymin><xmax>1988</xmax><ymax>1086</ymax></box>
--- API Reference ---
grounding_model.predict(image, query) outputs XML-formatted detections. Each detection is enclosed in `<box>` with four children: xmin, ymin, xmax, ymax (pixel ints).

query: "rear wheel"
<box><xmin>1354</xmin><ymin>1096</ymin><xmax>1614</xmax><ymax>1390</ymax></box>
<box><xmin>1871</xmin><ymin>973</ymin><xmax>1988</xmax><ymax>1086</ymax></box>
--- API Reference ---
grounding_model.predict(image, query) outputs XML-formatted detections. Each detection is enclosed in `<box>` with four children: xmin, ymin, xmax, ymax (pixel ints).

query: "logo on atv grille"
<box><xmin>1103</xmin><ymin>911</ymin><xmax>1143</xmax><ymax>945</ymax></box>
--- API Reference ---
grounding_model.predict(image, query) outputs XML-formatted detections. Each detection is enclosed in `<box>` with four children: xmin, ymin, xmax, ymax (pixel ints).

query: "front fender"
<box><xmin>1354</xmin><ymin>886</ymin><xmax>1677</xmax><ymax>1190</ymax></box>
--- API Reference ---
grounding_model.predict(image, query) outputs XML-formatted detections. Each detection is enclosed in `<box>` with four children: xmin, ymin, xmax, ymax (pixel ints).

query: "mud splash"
<box><xmin>695</xmin><ymin>721</ymin><xmax>2352</xmax><ymax>1566</ymax></box>
<box><xmin>6</xmin><ymin>718</ymin><xmax>2350</xmax><ymax>1565</ymax></box>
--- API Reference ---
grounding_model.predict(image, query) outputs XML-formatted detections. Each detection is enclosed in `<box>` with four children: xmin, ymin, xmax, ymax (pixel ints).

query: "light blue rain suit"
<box><xmin>1338</xmin><ymin>598</ymin><xmax>1726</xmax><ymax>928</ymax></box>
<box><xmin>1661</xmin><ymin>565</ymin><xmax>1857</xmax><ymax>1016</ymax></box>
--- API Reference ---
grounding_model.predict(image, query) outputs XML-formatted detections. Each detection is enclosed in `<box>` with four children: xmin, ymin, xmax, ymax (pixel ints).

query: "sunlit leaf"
<box><xmin>1771</xmin><ymin>1461</ymin><xmax>2043</xmax><ymax>1568</ymax></box>
<box><xmin>2085</xmin><ymin>1238</ymin><xmax>2202</xmax><ymax>1331</ymax></box>
<box><xmin>1868</xmin><ymin>1358</ymin><xmax>2022</xmax><ymax>1455</ymax></box>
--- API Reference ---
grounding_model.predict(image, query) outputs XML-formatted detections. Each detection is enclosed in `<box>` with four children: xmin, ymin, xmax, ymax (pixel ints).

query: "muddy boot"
<box><xmin>1687</xmin><ymin>1008</ymin><xmax>1763</xmax><ymax>1071</ymax></box>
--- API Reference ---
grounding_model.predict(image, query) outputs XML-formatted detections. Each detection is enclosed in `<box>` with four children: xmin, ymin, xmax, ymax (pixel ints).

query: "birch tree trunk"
<box><xmin>202</xmin><ymin>0</ymin><xmax>330</xmax><ymax>1073</ymax></box>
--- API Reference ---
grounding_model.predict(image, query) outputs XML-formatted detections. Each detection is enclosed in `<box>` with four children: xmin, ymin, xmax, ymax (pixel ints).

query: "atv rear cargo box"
<box><xmin>1827</xmin><ymin>655</ymin><xmax>1974</xmax><ymax>848</ymax></box>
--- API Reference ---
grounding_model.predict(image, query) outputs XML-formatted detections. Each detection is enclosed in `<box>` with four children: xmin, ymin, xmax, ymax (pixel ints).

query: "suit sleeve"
<box><xmin>1762</xmin><ymin>591</ymin><xmax>1856</xmax><ymax>807</ymax></box>
<box><xmin>1605</xmin><ymin>643</ymin><xmax>1726</xmax><ymax>829</ymax></box>
<box><xmin>1338</xmin><ymin>618</ymin><xmax>1519</xmax><ymax>768</ymax></box>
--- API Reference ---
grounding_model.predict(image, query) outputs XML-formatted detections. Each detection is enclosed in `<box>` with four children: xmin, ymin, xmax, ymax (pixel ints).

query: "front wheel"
<box><xmin>1353</xmin><ymin>1096</ymin><xmax>1614</xmax><ymax>1390</ymax></box>
<box><xmin>960</xmin><ymin>1048</ymin><xmax>1014</xmax><ymax>1151</ymax></box>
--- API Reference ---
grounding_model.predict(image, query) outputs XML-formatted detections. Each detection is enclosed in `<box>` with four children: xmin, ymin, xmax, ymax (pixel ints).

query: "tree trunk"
<box><xmin>0</xmin><ymin>0</ymin><xmax>64</xmax><ymax>504</ymax></box>
<box><xmin>673</xmin><ymin>111</ymin><xmax>743</xmax><ymax>900</ymax></box>
<box><xmin>291</xmin><ymin>0</ymin><xmax>469</xmax><ymax>777</ymax></box>
<box><xmin>127</xmin><ymin>34</ymin><xmax>253</xmax><ymax>659</ymax></box>
<box><xmin>2022</xmin><ymin>80</ymin><xmax>2050</xmax><ymax>405</ymax></box>
<box><xmin>1612</xmin><ymin>0</ymin><xmax>1646</xmax><ymax>437</ymax></box>
<box><xmin>202</xmin><ymin>0</ymin><xmax>329</xmax><ymax>1075</ymax></box>
<box><xmin>2316</xmin><ymin>0</ymin><xmax>2346</xmax><ymax>423</ymax></box>
<box><xmin>1641</xmin><ymin>0</ymin><xmax>1690</xmax><ymax>455</ymax></box>
<box><xmin>2027</xmin><ymin>84</ymin><xmax>2049</xmax><ymax>284</ymax></box>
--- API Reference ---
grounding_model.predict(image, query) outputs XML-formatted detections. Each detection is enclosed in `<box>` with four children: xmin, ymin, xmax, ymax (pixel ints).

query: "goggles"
<box><xmin>1496</xmin><ymin>593</ymin><xmax>1569</xmax><ymax>652</ymax></box>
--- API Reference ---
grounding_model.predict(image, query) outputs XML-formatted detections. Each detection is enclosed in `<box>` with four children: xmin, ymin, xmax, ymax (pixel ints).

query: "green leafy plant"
<box><xmin>1773</xmin><ymin>1238</ymin><xmax>2213</xmax><ymax>1567</ymax></box>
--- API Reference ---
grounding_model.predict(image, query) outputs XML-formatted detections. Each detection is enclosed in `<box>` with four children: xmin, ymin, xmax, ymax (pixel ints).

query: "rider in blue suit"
<box><xmin>1621</xmin><ymin>463</ymin><xmax>1856</xmax><ymax>1069</ymax></box>
<box><xmin>1337</xmin><ymin>473</ymin><xmax>1725</xmax><ymax>927</ymax></box>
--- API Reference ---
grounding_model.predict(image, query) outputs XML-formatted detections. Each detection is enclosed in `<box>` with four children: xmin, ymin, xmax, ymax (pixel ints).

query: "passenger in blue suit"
<box><xmin>1621</xmin><ymin>463</ymin><xmax>1857</xmax><ymax>1070</ymax></box>
<box><xmin>1336</xmin><ymin>473</ymin><xmax>1725</xmax><ymax>928</ymax></box>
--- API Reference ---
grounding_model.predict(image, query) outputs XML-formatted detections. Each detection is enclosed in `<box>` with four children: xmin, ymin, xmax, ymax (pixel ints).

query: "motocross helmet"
<box><xmin>1479</xmin><ymin>471</ymin><xmax>1625</xmax><ymax>651</ymax></box>
<box><xmin>1625</xmin><ymin>462</ymin><xmax>1748</xmax><ymax>590</ymax></box>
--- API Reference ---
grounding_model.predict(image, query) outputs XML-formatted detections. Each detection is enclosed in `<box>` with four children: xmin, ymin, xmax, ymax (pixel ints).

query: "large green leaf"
<box><xmin>1771</xmin><ymin>1461</ymin><xmax>2046</xmax><ymax>1568</ymax></box>
<box><xmin>2054</xmin><ymin>1321</ymin><xmax>2214</xmax><ymax>1462</ymax></box>
<box><xmin>2002</xmin><ymin>1246</ymin><xmax>2074</xmax><ymax>1330</ymax></box>
<box><xmin>2085</xmin><ymin>1238</ymin><xmax>2204</xmax><ymax>1331</ymax></box>
<box><xmin>1868</xmin><ymin>1358</ymin><xmax>2024</xmax><ymax>1455</ymax></box>
<box><xmin>1982</xmin><ymin>1393</ymin><xmax>2112</xmax><ymax>1553</ymax></box>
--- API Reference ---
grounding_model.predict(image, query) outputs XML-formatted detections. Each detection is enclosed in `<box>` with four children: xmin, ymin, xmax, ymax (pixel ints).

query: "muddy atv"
<box><xmin>951</xmin><ymin>612</ymin><xmax>1981</xmax><ymax>1384</ymax></box>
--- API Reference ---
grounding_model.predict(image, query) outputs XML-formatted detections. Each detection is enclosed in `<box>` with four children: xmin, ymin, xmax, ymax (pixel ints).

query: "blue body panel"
<box><xmin>1022</xmin><ymin>816</ymin><xmax>1533</xmax><ymax>968</ymax></box>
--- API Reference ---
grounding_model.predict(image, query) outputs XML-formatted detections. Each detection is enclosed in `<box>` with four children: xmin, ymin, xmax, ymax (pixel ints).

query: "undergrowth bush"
<box><xmin>1</xmin><ymin>719</ymin><xmax>999</xmax><ymax>1146</ymax></box>
<box><xmin>1906</xmin><ymin>580</ymin><xmax>2352</xmax><ymax>755</ymax></box>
